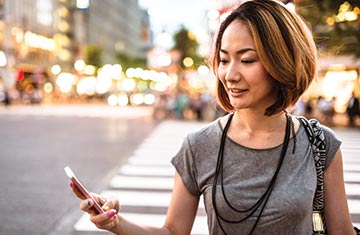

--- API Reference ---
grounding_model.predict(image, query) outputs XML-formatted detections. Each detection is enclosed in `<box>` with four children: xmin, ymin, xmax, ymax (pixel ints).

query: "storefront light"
<box><xmin>96</xmin><ymin>73</ymin><xmax>112</xmax><ymax>94</ymax></box>
<box><xmin>56</xmin><ymin>72</ymin><xmax>76</xmax><ymax>93</ymax></box>
<box><xmin>322</xmin><ymin>70</ymin><xmax>358</xmax><ymax>112</ymax></box>
<box><xmin>76</xmin><ymin>0</ymin><xmax>89</xmax><ymax>10</ymax></box>
<box><xmin>58</xmin><ymin>48</ymin><xmax>71</xmax><ymax>61</ymax></box>
<box><xmin>107</xmin><ymin>94</ymin><xmax>118</xmax><ymax>106</ymax></box>
<box><xmin>51</xmin><ymin>64</ymin><xmax>61</xmax><ymax>75</ymax></box>
<box><xmin>112</xmin><ymin>64</ymin><xmax>123</xmax><ymax>79</ymax></box>
<box><xmin>126</xmin><ymin>68</ymin><xmax>136</xmax><ymax>78</ymax></box>
<box><xmin>144</xmin><ymin>93</ymin><xmax>155</xmax><ymax>105</ymax></box>
<box><xmin>84</xmin><ymin>65</ymin><xmax>96</xmax><ymax>75</ymax></box>
<box><xmin>118</xmin><ymin>93</ymin><xmax>129</xmax><ymax>106</ymax></box>
<box><xmin>43</xmin><ymin>82</ymin><xmax>53</xmax><ymax>93</ymax></box>
<box><xmin>0</xmin><ymin>51</ymin><xmax>7</xmax><ymax>67</ymax></box>
<box><xmin>74</xmin><ymin>59</ymin><xmax>86</xmax><ymax>72</ymax></box>
<box><xmin>76</xmin><ymin>76</ymin><xmax>96</xmax><ymax>95</ymax></box>
<box><xmin>24</xmin><ymin>31</ymin><xmax>55</xmax><ymax>51</ymax></box>
<box><xmin>183</xmin><ymin>57</ymin><xmax>194</xmax><ymax>68</ymax></box>
<box><xmin>198</xmin><ymin>65</ymin><xmax>210</xmax><ymax>76</ymax></box>
<box><xmin>57</xmin><ymin>6</ymin><xmax>69</xmax><ymax>18</ymax></box>
<box><xmin>157</xmin><ymin>54</ymin><xmax>172</xmax><ymax>67</ymax></box>
<box><xmin>121</xmin><ymin>78</ymin><xmax>136</xmax><ymax>92</ymax></box>
<box><xmin>130</xmin><ymin>93</ymin><xmax>144</xmax><ymax>106</ymax></box>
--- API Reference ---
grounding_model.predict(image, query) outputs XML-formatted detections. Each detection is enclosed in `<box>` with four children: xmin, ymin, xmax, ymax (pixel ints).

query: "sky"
<box><xmin>138</xmin><ymin>0</ymin><xmax>214</xmax><ymax>36</ymax></box>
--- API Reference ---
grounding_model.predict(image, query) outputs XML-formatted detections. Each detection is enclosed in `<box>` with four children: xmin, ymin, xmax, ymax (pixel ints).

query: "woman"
<box><xmin>70</xmin><ymin>0</ymin><xmax>355</xmax><ymax>234</ymax></box>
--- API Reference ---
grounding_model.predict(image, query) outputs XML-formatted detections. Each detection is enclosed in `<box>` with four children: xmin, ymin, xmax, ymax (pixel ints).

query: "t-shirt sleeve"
<box><xmin>321</xmin><ymin>125</ymin><xmax>342</xmax><ymax>169</ymax></box>
<box><xmin>171</xmin><ymin>135</ymin><xmax>201</xmax><ymax>196</ymax></box>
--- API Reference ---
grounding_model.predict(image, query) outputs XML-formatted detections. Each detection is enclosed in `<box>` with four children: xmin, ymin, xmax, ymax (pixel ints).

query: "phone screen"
<box><xmin>64</xmin><ymin>166</ymin><xmax>104</xmax><ymax>214</ymax></box>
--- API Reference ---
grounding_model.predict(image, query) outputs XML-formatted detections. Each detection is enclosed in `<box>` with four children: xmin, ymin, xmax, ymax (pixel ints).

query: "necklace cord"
<box><xmin>212</xmin><ymin>113</ymin><xmax>292</xmax><ymax>235</ymax></box>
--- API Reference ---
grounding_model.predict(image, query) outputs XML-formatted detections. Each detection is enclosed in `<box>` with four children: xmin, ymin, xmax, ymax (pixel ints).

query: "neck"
<box><xmin>232</xmin><ymin>110</ymin><xmax>287</xmax><ymax>133</ymax></box>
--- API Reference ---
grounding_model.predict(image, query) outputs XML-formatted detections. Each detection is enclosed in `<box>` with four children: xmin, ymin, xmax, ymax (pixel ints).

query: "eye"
<box><xmin>219</xmin><ymin>59</ymin><xmax>228</xmax><ymax>65</ymax></box>
<box><xmin>241</xmin><ymin>59</ymin><xmax>254</xmax><ymax>64</ymax></box>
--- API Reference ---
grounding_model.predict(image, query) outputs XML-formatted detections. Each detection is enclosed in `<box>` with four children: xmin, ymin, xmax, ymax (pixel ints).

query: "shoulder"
<box><xmin>297</xmin><ymin>116</ymin><xmax>340</xmax><ymax>143</ymax></box>
<box><xmin>296</xmin><ymin>116</ymin><xmax>341</xmax><ymax>168</ymax></box>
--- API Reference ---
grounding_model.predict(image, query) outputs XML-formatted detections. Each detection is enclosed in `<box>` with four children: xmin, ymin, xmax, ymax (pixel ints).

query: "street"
<box><xmin>0</xmin><ymin>104</ymin><xmax>359</xmax><ymax>235</ymax></box>
<box><xmin>0</xmin><ymin>104</ymin><xmax>159</xmax><ymax>235</ymax></box>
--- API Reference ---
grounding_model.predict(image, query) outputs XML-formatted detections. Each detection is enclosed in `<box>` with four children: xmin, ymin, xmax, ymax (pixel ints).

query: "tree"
<box><xmin>172</xmin><ymin>26</ymin><xmax>205</xmax><ymax>69</ymax></box>
<box><xmin>296</xmin><ymin>0</ymin><xmax>360</xmax><ymax>57</ymax></box>
<box><xmin>84</xmin><ymin>45</ymin><xmax>103</xmax><ymax>68</ymax></box>
<box><xmin>115</xmin><ymin>53</ymin><xmax>147</xmax><ymax>71</ymax></box>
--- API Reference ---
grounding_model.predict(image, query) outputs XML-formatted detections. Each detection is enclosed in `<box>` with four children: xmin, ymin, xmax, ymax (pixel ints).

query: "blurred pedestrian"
<box><xmin>173</xmin><ymin>90</ymin><xmax>189</xmax><ymax>119</ymax></box>
<box><xmin>69</xmin><ymin>1</ymin><xmax>356</xmax><ymax>234</ymax></box>
<box><xmin>3</xmin><ymin>90</ymin><xmax>11</xmax><ymax>106</ymax></box>
<box><xmin>304</xmin><ymin>97</ymin><xmax>314</xmax><ymax>118</ymax></box>
<box><xmin>291</xmin><ymin>97</ymin><xmax>306</xmax><ymax>116</ymax></box>
<box><xmin>346</xmin><ymin>91</ymin><xmax>360</xmax><ymax>127</ymax></box>
<box><xmin>317</xmin><ymin>96</ymin><xmax>336</xmax><ymax>125</ymax></box>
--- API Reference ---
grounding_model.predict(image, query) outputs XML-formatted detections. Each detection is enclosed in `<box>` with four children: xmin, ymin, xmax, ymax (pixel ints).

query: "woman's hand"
<box><xmin>70</xmin><ymin>181</ymin><xmax>121</xmax><ymax>232</ymax></box>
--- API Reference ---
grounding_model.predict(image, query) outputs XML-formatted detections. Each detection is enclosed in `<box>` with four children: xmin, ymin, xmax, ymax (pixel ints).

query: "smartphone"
<box><xmin>64</xmin><ymin>166</ymin><xmax>104</xmax><ymax>214</ymax></box>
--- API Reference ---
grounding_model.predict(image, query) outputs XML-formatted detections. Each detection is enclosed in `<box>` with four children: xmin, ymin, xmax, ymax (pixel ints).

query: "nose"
<box><xmin>225</xmin><ymin>62</ymin><xmax>241</xmax><ymax>82</ymax></box>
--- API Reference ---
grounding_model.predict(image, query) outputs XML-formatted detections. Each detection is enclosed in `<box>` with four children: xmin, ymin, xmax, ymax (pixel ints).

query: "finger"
<box><xmin>102</xmin><ymin>196</ymin><xmax>120</xmax><ymax>212</ymax></box>
<box><xmin>91</xmin><ymin>209</ymin><xmax>118</xmax><ymax>230</ymax></box>
<box><xmin>80</xmin><ymin>199</ymin><xmax>98</xmax><ymax>215</ymax></box>
<box><xmin>89</xmin><ymin>193</ymin><xmax>107</xmax><ymax>207</ymax></box>
<box><xmin>80</xmin><ymin>199</ymin><xmax>92</xmax><ymax>211</ymax></box>
<box><xmin>96</xmin><ymin>194</ymin><xmax>107</xmax><ymax>205</ymax></box>
<box><xmin>102</xmin><ymin>200</ymin><xmax>116</xmax><ymax>212</ymax></box>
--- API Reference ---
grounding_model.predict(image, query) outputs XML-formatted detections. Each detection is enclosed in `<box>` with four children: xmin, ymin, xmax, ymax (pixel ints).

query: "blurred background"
<box><xmin>0</xmin><ymin>0</ymin><xmax>359</xmax><ymax>125</ymax></box>
<box><xmin>0</xmin><ymin>1</ymin><xmax>360</xmax><ymax>235</ymax></box>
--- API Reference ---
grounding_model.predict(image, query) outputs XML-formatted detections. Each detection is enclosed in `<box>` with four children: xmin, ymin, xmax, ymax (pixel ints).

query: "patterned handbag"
<box><xmin>299</xmin><ymin>117</ymin><xmax>360</xmax><ymax>235</ymax></box>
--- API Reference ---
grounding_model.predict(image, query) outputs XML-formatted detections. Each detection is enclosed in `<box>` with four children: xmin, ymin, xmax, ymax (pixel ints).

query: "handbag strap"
<box><xmin>299</xmin><ymin>116</ymin><xmax>360</xmax><ymax>235</ymax></box>
<box><xmin>298</xmin><ymin>117</ymin><xmax>327</xmax><ymax>233</ymax></box>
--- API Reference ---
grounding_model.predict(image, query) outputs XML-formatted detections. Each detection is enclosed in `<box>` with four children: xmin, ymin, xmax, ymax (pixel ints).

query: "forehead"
<box><xmin>221</xmin><ymin>20</ymin><xmax>254</xmax><ymax>49</ymax></box>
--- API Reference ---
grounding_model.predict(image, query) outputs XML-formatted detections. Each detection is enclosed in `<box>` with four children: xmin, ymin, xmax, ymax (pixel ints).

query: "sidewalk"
<box><xmin>0</xmin><ymin>103</ymin><xmax>154</xmax><ymax>119</ymax></box>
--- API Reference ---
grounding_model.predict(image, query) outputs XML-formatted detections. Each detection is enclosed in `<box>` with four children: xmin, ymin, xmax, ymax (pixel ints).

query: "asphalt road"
<box><xmin>0</xmin><ymin>109</ymin><xmax>159</xmax><ymax>235</ymax></box>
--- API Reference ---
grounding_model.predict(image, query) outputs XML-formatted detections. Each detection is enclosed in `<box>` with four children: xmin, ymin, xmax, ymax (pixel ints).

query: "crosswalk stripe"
<box><xmin>349</xmin><ymin>200</ymin><xmax>360</xmax><ymax>214</ymax></box>
<box><xmin>346</xmin><ymin>183</ymin><xmax>360</xmax><ymax>195</ymax></box>
<box><xmin>344</xmin><ymin>164</ymin><xmax>360</xmax><ymax>172</ymax></box>
<box><xmin>127</xmin><ymin>157</ymin><xmax>172</xmax><ymax>166</ymax></box>
<box><xmin>118</xmin><ymin>165</ymin><xmax>175</xmax><ymax>177</ymax></box>
<box><xmin>110</xmin><ymin>175</ymin><xmax>174</xmax><ymax>190</ymax></box>
<box><xmin>345</xmin><ymin>173</ymin><xmax>360</xmax><ymax>183</ymax></box>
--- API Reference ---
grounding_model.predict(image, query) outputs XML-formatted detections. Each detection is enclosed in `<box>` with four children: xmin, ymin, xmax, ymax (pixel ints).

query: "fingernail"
<box><xmin>107</xmin><ymin>209</ymin><xmax>116</xmax><ymax>217</ymax></box>
<box><xmin>86</xmin><ymin>200</ymin><xmax>91</xmax><ymax>207</ymax></box>
<box><xmin>103</xmin><ymin>205</ymin><xmax>111</xmax><ymax>211</ymax></box>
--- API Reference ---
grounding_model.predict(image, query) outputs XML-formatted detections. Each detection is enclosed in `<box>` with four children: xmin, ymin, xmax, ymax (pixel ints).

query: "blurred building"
<box><xmin>0</xmin><ymin>0</ymin><xmax>151</xmax><ymax>74</ymax></box>
<box><xmin>79</xmin><ymin>0</ymin><xmax>152</xmax><ymax>64</ymax></box>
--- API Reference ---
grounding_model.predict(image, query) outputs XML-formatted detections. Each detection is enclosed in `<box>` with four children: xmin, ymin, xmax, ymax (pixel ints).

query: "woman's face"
<box><xmin>218</xmin><ymin>20</ymin><xmax>277</xmax><ymax>113</ymax></box>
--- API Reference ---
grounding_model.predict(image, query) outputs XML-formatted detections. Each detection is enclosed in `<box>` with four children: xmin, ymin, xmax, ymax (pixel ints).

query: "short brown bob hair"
<box><xmin>210</xmin><ymin>0</ymin><xmax>317</xmax><ymax>116</ymax></box>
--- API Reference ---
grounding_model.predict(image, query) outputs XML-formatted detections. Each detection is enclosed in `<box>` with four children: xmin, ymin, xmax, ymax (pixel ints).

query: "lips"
<box><xmin>229</xmin><ymin>88</ymin><xmax>247</xmax><ymax>92</ymax></box>
<box><xmin>228</xmin><ymin>88</ymin><xmax>248</xmax><ymax>97</ymax></box>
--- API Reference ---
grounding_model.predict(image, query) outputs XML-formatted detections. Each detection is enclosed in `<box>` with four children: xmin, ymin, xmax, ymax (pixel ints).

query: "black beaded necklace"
<box><xmin>212</xmin><ymin>112</ymin><xmax>292</xmax><ymax>235</ymax></box>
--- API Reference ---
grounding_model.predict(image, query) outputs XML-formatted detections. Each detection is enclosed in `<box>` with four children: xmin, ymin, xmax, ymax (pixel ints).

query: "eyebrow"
<box><xmin>220</xmin><ymin>48</ymin><xmax>256</xmax><ymax>55</ymax></box>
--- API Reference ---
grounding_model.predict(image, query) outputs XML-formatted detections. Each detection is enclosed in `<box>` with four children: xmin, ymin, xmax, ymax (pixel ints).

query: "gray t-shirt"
<box><xmin>171</xmin><ymin>115</ymin><xmax>341</xmax><ymax>235</ymax></box>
